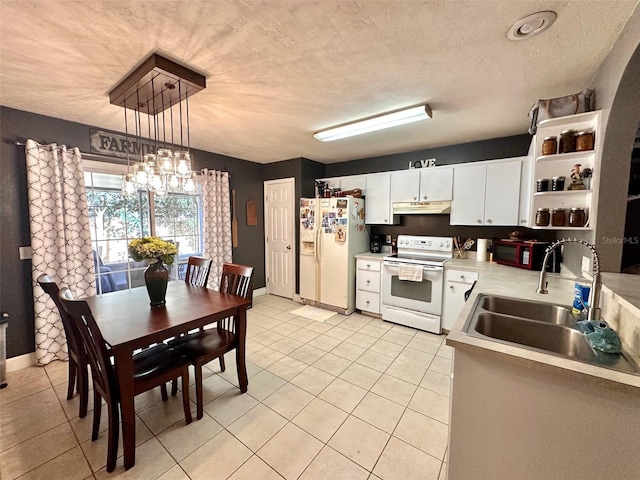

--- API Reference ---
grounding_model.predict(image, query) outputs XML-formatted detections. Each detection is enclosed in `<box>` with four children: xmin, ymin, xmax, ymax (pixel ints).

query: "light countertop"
<box><xmin>445</xmin><ymin>258</ymin><xmax>640</xmax><ymax>391</ymax></box>
<box><xmin>355</xmin><ymin>252</ymin><xmax>387</xmax><ymax>261</ymax></box>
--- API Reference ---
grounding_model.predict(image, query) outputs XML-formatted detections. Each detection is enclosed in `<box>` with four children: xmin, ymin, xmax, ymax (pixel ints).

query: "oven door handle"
<box><xmin>383</xmin><ymin>261</ymin><xmax>443</xmax><ymax>272</ymax></box>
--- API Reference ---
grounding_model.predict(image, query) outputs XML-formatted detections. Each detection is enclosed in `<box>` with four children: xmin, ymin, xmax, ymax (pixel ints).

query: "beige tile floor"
<box><xmin>0</xmin><ymin>294</ymin><xmax>451</xmax><ymax>480</ymax></box>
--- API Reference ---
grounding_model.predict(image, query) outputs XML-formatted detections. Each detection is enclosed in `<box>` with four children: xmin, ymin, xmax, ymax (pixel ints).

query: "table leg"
<box><xmin>235</xmin><ymin>307</ymin><xmax>248</xmax><ymax>393</ymax></box>
<box><xmin>114</xmin><ymin>347</ymin><xmax>136</xmax><ymax>469</ymax></box>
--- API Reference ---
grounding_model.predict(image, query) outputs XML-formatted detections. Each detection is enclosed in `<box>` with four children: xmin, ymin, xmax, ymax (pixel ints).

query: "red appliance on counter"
<box><xmin>492</xmin><ymin>239</ymin><xmax>560</xmax><ymax>272</ymax></box>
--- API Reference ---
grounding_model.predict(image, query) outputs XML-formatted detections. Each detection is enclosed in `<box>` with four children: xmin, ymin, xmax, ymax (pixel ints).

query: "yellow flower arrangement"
<box><xmin>128</xmin><ymin>237</ymin><xmax>177</xmax><ymax>265</ymax></box>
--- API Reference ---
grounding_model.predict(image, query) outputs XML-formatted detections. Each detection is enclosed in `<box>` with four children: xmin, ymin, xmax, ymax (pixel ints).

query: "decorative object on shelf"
<box><xmin>111</xmin><ymin>54</ymin><xmax>206</xmax><ymax>195</ymax></box>
<box><xmin>568</xmin><ymin>164</ymin><xmax>592</xmax><ymax>190</ymax></box>
<box><xmin>508</xmin><ymin>230</ymin><xmax>525</xmax><ymax>240</ymax></box>
<box><xmin>128</xmin><ymin>237</ymin><xmax>177</xmax><ymax>306</ymax></box>
<box><xmin>527</xmin><ymin>88</ymin><xmax>594</xmax><ymax>135</ymax></box>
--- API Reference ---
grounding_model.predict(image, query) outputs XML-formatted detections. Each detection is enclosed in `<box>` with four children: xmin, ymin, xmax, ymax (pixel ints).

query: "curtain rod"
<box><xmin>16</xmin><ymin>141</ymin><xmax>231</xmax><ymax>177</ymax></box>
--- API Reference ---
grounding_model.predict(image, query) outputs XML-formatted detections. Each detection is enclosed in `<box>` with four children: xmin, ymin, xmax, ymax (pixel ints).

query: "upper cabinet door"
<box><xmin>484</xmin><ymin>160</ymin><xmax>522</xmax><ymax>226</ymax></box>
<box><xmin>420</xmin><ymin>167</ymin><xmax>453</xmax><ymax>201</ymax></box>
<box><xmin>390</xmin><ymin>170</ymin><xmax>420</xmax><ymax>202</ymax></box>
<box><xmin>365</xmin><ymin>173</ymin><xmax>395</xmax><ymax>224</ymax></box>
<box><xmin>451</xmin><ymin>164</ymin><xmax>486</xmax><ymax>225</ymax></box>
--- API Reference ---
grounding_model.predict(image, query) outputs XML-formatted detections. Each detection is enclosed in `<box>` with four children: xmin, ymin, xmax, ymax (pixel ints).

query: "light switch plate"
<box><xmin>581</xmin><ymin>256</ymin><xmax>590</xmax><ymax>273</ymax></box>
<box><xmin>19</xmin><ymin>246</ymin><xmax>32</xmax><ymax>260</ymax></box>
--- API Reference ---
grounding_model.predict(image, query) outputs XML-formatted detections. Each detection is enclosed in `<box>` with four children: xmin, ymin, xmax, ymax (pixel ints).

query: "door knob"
<box><xmin>286</xmin><ymin>245</ymin><xmax>292</xmax><ymax>250</ymax></box>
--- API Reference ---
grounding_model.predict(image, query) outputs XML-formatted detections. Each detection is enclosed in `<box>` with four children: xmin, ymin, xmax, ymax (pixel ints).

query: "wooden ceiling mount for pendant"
<box><xmin>109</xmin><ymin>53</ymin><xmax>206</xmax><ymax>115</ymax></box>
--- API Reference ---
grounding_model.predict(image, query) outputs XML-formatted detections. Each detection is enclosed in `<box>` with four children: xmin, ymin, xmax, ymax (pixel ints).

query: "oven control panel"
<box><xmin>397</xmin><ymin>235</ymin><xmax>453</xmax><ymax>252</ymax></box>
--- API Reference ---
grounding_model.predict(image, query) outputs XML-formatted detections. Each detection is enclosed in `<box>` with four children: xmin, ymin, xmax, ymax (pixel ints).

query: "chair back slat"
<box><xmin>37</xmin><ymin>274</ymin><xmax>85</xmax><ymax>360</ymax></box>
<box><xmin>185</xmin><ymin>257</ymin><xmax>213</xmax><ymax>287</ymax></box>
<box><xmin>219</xmin><ymin>263</ymin><xmax>254</xmax><ymax>334</ymax></box>
<box><xmin>58</xmin><ymin>288</ymin><xmax>118</xmax><ymax>401</ymax></box>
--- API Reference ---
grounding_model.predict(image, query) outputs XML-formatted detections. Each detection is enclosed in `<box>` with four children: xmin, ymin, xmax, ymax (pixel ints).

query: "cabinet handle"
<box><xmin>366</xmin><ymin>300</ymin><xmax>370</xmax><ymax>304</ymax></box>
<box><xmin>477</xmin><ymin>219</ymin><xmax>482</xmax><ymax>224</ymax></box>
<box><xmin>449</xmin><ymin>285</ymin><xmax>454</xmax><ymax>289</ymax></box>
<box><xmin>423</xmin><ymin>195</ymin><xmax>427</xmax><ymax>200</ymax></box>
<box><xmin>459</xmin><ymin>275</ymin><xmax>465</xmax><ymax>280</ymax></box>
<box><xmin>487</xmin><ymin>219</ymin><xmax>493</xmax><ymax>224</ymax></box>
<box><xmin>413</xmin><ymin>196</ymin><xmax>417</xmax><ymax>201</ymax></box>
<box><xmin>367</xmin><ymin>264</ymin><xmax>370</xmax><ymax>268</ymax></box>
<box><xmin>384</xmin><ymin>219</ymin><xmax>388</xmax><ymax>223</ymax></box>
<box><xmin>366</xmin><ymin>280</ymin><xmax>370</xmax><ymax>285</ymax></box>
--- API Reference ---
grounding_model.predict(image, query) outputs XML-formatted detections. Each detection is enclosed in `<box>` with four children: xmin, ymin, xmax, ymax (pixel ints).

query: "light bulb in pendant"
<box><xmin>136</xmin><ymin>165</ymin><xmax>148</xmax><ymax>185</ymax></box>
<box><xmin>123</xmin><ymin>174</ymin><xmax>136</xmax><ymax>194</ymax></box>
<box><xmin>169</xmin><ymin>175</ymin><xmax>180</xmax><ymax>189</ymax></box>
<box><xmin>184</xmin><ymin>176</ymin><xmax>195</xmax><ymax>193</ymax></box>
<box><xmin>151</xmin><ymin>173</ymin><xmax>163</xmax><ymax>191</ymax></box>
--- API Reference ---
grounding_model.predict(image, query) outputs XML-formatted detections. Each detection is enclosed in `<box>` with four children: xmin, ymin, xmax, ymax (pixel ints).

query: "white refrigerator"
<box><xmin>299</xmin><ymin>197</ymin><xmax>369</xmax><ymax>315</ymax></box>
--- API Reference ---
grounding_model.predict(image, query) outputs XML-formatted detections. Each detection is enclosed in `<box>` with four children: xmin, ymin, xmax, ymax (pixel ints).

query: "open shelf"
<box><xmin>529</xmin><ymin>111</ymin><xmax>601</xmax><ymax>231</ymax></box>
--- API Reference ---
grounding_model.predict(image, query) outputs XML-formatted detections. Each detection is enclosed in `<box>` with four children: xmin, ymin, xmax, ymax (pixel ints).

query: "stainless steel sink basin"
<box><xmin>480</xmin><ymin>295</ymin><xmax>576</xmax><ymax>326</ymax></box>
<box><xmin>463</xmin><ymin>294</ymin><xmax>640</xmax><ymax>375</ymax></box>
<box><xmin>474</xmin><ymin>313</ymin><xmax>596</xmax><ymax>360</ymax></box>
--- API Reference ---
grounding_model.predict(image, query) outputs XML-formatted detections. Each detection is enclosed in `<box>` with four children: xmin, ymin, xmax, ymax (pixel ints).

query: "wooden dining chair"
<box><xmin>169</xmin><ymin>263</ymin><xmax>254</xmax><ymax>419</ymax></box>
<box><xmin>37</xmin><ymin>274</ymin><xmax>89</xmax><ymax>418</ymax></box>
<box><xmin>58</xmin><ymin>288</ymin><xmax>193</xmax><ymax>472</ymax></box>
<box><xmin>185</xmin><ymin>256</ymin><xmax>213</xmax><ymax>287</ymax></box>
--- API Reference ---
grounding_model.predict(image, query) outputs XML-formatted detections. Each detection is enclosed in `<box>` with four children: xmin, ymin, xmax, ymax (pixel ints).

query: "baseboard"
<box><xmin>253</xmin><ymin>287</ymin><xmax>267</xmax><ymax>297</ymax></box>
<box><xmin>6</xmin><ymin>352</ymin><xmax>36</xmax><ymax>372</ymax></box>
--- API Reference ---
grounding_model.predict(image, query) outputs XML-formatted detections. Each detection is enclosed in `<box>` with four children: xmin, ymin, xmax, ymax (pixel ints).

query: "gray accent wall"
<box><xmin>561</xmin><ymin>4</ymin><xmax>640</xmax><ymax>274</ymax></box>
<box><xmin>0</xmin><ymin>106</ymin><xmax>264</xmax><ymax>359</ymax></box>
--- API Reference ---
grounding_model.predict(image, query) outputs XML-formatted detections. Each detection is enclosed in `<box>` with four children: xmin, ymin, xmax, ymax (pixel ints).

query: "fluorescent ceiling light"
<box><xmin>314</xmin><ymin>104</ymin><xmax>433</xmax><ymax>142</ymax></box>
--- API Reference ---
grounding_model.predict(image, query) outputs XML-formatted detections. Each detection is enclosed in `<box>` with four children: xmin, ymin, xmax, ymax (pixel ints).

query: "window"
<box><xmin>83</xmin><ymin>160</ymin><xmax>203</xmax><ymax>294</ymax></box>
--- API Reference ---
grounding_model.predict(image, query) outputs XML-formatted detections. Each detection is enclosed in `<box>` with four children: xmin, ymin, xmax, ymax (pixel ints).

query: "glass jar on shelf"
<box><xmin>576</xmin><ymin>130</ymin><xmax>595</xmax><ymax>151</ymax></box>
<box><xmin>535</xmin><ymin>208</ymin><xmax>550</xmax><ymax>226</ymax></box>
<box><xmin>551</xmin><ymin>208</ymin><xmax>567</xmax><ymax>226</ymax></box>
<box><xmin>559</xmin><ymin>129</ymin><xmax>577</xmax><ymax>153</ymax></box>
<box><xmin>542</xmin><ymin>136</ymin><xmax>557</xmax><ymax>156</ymax></box>
<box><xmin>569</xmin><ymin>208</ymin><xmax>586</xmax><ymax>227</ymax></box>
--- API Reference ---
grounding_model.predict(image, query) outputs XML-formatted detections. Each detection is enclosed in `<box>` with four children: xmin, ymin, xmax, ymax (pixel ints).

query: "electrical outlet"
<box><xmin>581</xmin><ymin>256</ymin><xmax>590</xmax><ymax>273</ymax></box>
<box><xmin>19</xmin><ymin>246</ymin><xmax>32</xmax><ymax>260</ymax></box>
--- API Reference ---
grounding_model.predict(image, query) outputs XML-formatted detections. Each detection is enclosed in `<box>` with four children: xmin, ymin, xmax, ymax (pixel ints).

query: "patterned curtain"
<box><xmin>200</xmin><ymin>169</ymin><xmax>232</xmax><ymax>290</ymax></box>
<box><xmin>25</xmin><ymin>140</ymin><xmax>96</xmax><ymax>366</ymax></box>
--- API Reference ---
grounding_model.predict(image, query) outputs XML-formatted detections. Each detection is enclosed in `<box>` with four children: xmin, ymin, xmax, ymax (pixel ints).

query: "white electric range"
<box><xmin>381</xmin><ymin>235</ymin><xmax>453</xmax><ymax>334</ymax></box>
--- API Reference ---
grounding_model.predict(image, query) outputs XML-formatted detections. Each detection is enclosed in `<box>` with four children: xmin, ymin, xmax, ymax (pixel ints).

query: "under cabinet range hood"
<box><xmin>392</xmin><ymin>201</ymin><xmax>451</xmax><ymax>215</ymax></box>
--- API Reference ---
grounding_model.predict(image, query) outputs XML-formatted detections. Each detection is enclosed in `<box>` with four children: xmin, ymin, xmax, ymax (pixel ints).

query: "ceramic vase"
<box><xmin>144</xmin><ymin>258</ymin><xmax>169</xmax><ymax>306</ymax></box>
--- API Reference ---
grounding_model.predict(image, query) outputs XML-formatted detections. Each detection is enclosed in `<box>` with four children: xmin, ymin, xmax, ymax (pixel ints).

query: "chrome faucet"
<box><xmin>536</xmin><ymin>238</ymin><xmax>601</xmax><ymax>321</ymax></box>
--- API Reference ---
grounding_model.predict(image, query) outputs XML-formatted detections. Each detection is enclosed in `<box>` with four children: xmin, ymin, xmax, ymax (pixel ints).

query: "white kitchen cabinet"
<box><xmin>390</xmin><ymin>170</ymin><xmax>420</xmax><ymax>202</ymax></box>
<box><xmin>451</xmin><ymin>158</ymin><xmax>522</xmax><ymax>226</ymax></box>
<box><xmin>484</xmin><ymin>160</ymin><xmax>522</xmax><ymax>225</ymax></box>
<box><xmin>442</xmin><ymin>269</ymin><xmax>479</xmax><ymax>331</ymax></box>
<box><xmin>365</xmin><ymin>173</ymin><xmax>397</xmax><ymax>224</ymax></box>
<box><xmin>420</xmin><ymin>167</ymin><xmax>453</xmax><ymax>201</ymax></box>
<box><xmin>356</xmin><ymin>258</ymin><xmax>382</xmax><ymax>314</ymax></box>
<box><xmin>390</xmin><ymin>167</ymin><xmax>453</xmax><ymax>203</ymax></box>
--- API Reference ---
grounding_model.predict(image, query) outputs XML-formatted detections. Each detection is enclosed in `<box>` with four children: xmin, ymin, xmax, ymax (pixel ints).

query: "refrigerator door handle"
<box><xmin>314</xmin><ymin>226</ymin><xmax>321</xmax><ymax>263</ymax></box>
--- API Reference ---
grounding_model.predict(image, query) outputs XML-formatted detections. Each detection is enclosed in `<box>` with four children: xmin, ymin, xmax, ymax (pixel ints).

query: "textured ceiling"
<box><xmin>0</xmin><ymin>0</ymin><xmax>638</xmax><ymax>164</ymax></box>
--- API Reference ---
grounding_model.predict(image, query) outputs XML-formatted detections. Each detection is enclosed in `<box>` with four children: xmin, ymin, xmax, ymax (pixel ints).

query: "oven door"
<box><xmin>382</xmin><ymin>261</ymin><xmax>444</xmax><ymax>316</ymax></box>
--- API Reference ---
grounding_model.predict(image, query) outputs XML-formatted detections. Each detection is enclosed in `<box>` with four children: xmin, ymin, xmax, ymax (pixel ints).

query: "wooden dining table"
<box><xmin>84</xmin><ymin>281</ymin><xmax>251</xmax><ymax>470</ymax></box>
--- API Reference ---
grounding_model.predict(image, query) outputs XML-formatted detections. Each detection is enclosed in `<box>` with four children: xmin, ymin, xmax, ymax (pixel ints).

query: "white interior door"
<box><xmin>264</xmin><ymin>178</ymin><xmax>295</xmax><ymax>298</ymax></box>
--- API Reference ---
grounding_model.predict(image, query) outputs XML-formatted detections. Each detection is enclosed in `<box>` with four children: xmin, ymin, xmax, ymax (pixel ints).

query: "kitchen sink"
<box><xmin>463</xmin><ymin>294</ymin><xmax>640</xmax><ymax>375</ymax></box>
<box><xmin>474</xmin><ymin>313</ymin><xmax>596</xmax><ymax>360</ymax></box>
<box><xmin>480</xmin><ymin>295</ymin><xmax>575</xmax><ymax>326</ymax></box>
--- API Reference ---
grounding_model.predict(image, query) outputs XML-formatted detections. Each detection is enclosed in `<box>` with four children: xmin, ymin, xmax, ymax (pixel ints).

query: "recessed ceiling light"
<box><xmin>507</xmin><ymin>11</ymin><xmax>557</xmax><ymax>41</ymax></box>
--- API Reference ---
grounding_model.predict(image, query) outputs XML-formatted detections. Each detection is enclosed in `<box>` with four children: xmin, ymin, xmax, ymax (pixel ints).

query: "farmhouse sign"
<box><xmin>90</xmin><ymin>129</ymin><xmax>179</xmax><ymax>159</ymax></box>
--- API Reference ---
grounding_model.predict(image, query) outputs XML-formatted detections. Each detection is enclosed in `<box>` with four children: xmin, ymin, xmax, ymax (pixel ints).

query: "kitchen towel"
<box><xmin>476</xmin><ymin>239</ymin><xmax>488</xmax><ymax>262</ymax></box>
<box><xmin>398</xmin><ymin>264</ymin><xmax>423</xmax><ymax>282</ymax></box>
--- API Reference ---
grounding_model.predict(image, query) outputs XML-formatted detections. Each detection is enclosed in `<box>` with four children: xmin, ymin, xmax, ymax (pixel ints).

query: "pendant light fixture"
<box><xmin>109</xmin><ymin>54</ymin><xmax>206</xmax><ymax>195</ymax></box>
<box><xmin>314</xmin><ymin>104</ymin><xmax>432</xmax><ymax>142</ymax></box>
